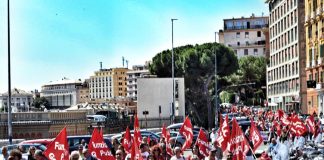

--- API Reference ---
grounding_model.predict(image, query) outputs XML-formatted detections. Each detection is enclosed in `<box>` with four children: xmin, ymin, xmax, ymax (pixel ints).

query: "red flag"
<box><xmin>275</xmin><ymin>110</ymin><xmax>284</xmax><ymax>121</ymax></box>
<box><xmin>249</xmin><ymin>120</ymin><xmax>263</xmax><ymax>152</ymax></box>
<box><xmin>131</xmin><ymin>137</ymin><xmax>143</xmax><ymax>160</ymax></box>
<box><xmin>88</xmin><ymin>128</ymin><xmax>115</xmax><ymax>160</ymax></box>
<box><xmin>281</xmin><ymin>114</ymin><xmax>291</xmax><ymax>126</ymax></box>
<box><xmin>162</xmin><ymin>124</ymin><xmax>173</xmax><ymax>156</ymax></box>
<box><xmin>231</xmin><ymin>105</ymin><xmax>238</xmax><ymax>113</ymax></box>
<box><xmin>122</xmin><ymin>126</ymin><xmax>132</xmax><ymax>154</ymax></box>
<box><xmin>272</xmin><ymin>121</ymin><xmax>281</xmax><ymax>136</ymax></box>
<box><xmin>216</xmin><ymin>114</ymin><xmax>230</xmax><ymax>151</ymax></box>
<box><xmin>134</xmin><ymin>114</ymin><xmax>142</xmax><ymax>145</ymax></box>
<box><xmin>266</xmin><ymin>111</ymin><xmax>274</xmax><ymax>120</ymax></box>
<box><xmin>306</xmin><ymin>115</ymin><xmax>315</xmax><ymax>134</ymax></box>
<box><xmin>179</xmin><ymin>116</ymin><xmax>193</xmax><ymax>151</ymax></box>
<box><xmin>147</xmin><ymin>136</ymin><xmax>150</xmax><ymax>145</ymax></box>
<box><xmin>290</xmin><ymin>116</ymin><xmax>307</xmax><ymax>136</ymax></box>
<box><xmin>195</xmin><ymin>128</ymin><xmax>209</xmax><ymax>157</ymax></box>
<box><xmin>43</xmin><ymin>127</ymin><xmax>69</xmax><ymax>160</ymax></box>
<box><xmin>229</xmin><ymin>118</ymin><xmax>249</xmax><ymax>160</ymax></box>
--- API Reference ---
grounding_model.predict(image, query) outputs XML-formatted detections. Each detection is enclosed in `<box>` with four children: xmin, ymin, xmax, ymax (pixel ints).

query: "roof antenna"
<box><xmin>126</xmin><ymin>60</ymin><xmax>129</xmax><ymax>68</ymax></box>
<box><xmin>122</xmin><ymin>56</ymin><xmax>125</xmax><ymax>67</ymax></box>
<box><xmin>100</xmin><ymin>62</ymin><xmax>102</xmax><ymax>70</ymax></box>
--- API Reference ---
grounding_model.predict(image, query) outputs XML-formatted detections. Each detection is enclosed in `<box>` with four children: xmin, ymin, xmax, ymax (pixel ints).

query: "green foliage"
<box><xmin>149</xmin><ymin>42</ymin><xmax>238</xmax><ymax>128</ymax></box>
<box><xmin>32</xmin><ymin>97</ymin><xmax>50</xmax><ymax>109</ymax></box>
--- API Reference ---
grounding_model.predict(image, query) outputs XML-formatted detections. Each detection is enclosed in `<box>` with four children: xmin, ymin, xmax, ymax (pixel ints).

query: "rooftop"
<box><xmin>1</xmin><ymin>88</ymin><xmax>33</xmax><ymax>96</ymax></box>
<box><xmin>42</xmin><ymin>77</ymin><xmax>82</xmax><ymax>86</ymax></box>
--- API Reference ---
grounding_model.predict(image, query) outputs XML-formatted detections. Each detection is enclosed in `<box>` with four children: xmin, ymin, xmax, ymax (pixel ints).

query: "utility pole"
<box><xmin>7</xmin><ymin>0</ymin><xmax>13</xmax><ymax>144</ymax></box>
<box><xmin>171</xmin><ymin>18</ymin><xmax>178</xmax><ymax>123</ymax></box>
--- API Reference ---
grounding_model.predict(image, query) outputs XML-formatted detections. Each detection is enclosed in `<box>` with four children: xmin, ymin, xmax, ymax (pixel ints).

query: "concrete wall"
<box><xmin>137</xmin><ymin>78</ymin><xmax>185</xmax><ymax>120</ymax></box>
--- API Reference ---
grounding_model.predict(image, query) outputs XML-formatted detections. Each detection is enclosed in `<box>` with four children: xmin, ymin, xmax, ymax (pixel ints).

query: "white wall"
<box><xmin>137</xmin><ymin>78</ymin><xmax>185</xmax><ymax>119</ymax></box>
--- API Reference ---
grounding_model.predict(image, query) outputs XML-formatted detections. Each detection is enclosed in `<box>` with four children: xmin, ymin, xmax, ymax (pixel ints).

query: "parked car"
<box><xmin>67</xmin><ymin>135</ymin><xmax>112</xmax><ymax>152</ymax></box>
<box><xmin>19</xmin><ymin>138</ymin><xmax>53</xmax><ymax>147</ymax></box>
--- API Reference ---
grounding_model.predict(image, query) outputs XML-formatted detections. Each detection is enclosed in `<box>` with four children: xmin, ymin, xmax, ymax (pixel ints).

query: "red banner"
<box><xmin>216</xmin><ymin>114</ymin><xmax>230</xmax><ymax>151</ymax></box>
<box><xmin>273</xmin><ymin>121</ymin><xmax>281</xmax><ymax>136</ymax></box>
<box><xmin>249</xmin><ymin>120</ymin><xmax>263</xmax><ymax>152</ymax></box>
<box><xmin>230</xmin><ymin>118</ymin><xmax>249</xmax><ymax>160</ymax></box>
<box><xmin>275</xmin><ymin>109</ymin><xmax>284</xmax><ymax>121</ymax></box>
<box><xmin>131</xmin><ymin>136</ymin><xmax>143</xmax><ymax>160</ymax></box>
<box><xmin>281</xmin><ymin>114</ymin><xmax>291</xmax><ymax>126</ymax></box>
<box><xmin>162</xmin><ymin>124</ymin><xmax>173</xmax><ymax>156</ymax></box>
<box><xmin>122</xmin><ymin>126</ymin><xmax>132</xmax><ymax>154</ymax></box>
<box><xmin>179</xmin><ymin>116</ymin><xmax>193</xmax><ymax>151</ymax></box>
<box><xmin>195</xmin><ymin>128</ymin><xmax>209</xmax><ymax>157</ymax></box>
<box><xmin>306</xmin><ymin>115</ymin><xmax>315</xmax><ymax>134</ymax></box>
<box><xmin>44</xmin><ymin>127</ymin><xmax>69</xmax><ymax>160</ymax></box>
<box><xmin>88</xmin><ymin>128</ymin><xmax>115</xmax><ymax>160</ymax></box>
<box><xmin>290</xmin><ymin>116</ymin><xmax>307</xmax><ymax>136</ymax></box>
<box><xmin>134</xmin><ymin>114</ymin><xmax>142</xmax><ymax>145</ymax></box>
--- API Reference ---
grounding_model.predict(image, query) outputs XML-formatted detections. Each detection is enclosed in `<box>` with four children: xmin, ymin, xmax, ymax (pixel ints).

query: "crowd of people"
<box><xmin>1</xmin><ymin>108</ymin><xmax>323</xmax><ymax>160</ymax></box>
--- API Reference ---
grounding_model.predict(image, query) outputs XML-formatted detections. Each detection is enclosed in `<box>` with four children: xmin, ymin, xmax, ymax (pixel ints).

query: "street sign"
<box><xmin>143</xmin><ymin>111</ymin><xmax>149</xmax><ymax>115</ymax></box>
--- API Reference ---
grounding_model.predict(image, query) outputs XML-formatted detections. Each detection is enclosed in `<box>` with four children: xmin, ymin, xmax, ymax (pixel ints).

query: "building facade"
<box><xmin>89</xmin><ymin>68</ymin><xmax>129</xmax><ymax>104</ymax></box>
<box><xmin>219</xmin><ymin>15</ymin><xmax>269</xmax><ymax>58</ymax></box>
<box><xmin>0</xmin><ymin>88</ymin><xmax>33</xmax><ymax>112</ymax></box>
<box><xmin>305</xmin><ymin>0</ymin><xmax>324</xmax><ymax>114</ymax></box>
<box><xmin>266</xmin><ymin>0</ymin><xmax>307</xmax><ymax>112</ymax></box>
<box><xmin>77</xmin><ymin>79</ymin><xmax>90</xmax><ymax>104</ymax></box>
<box><xmin>126</xmin><ymin>65</ymin><xmax>150</xmax><ymax>101</ymax></box>
<box><xmin>41</xmin><ymin>78</ymin><xmax>83</xmax><ymax>108</ymax></box>
<box><xmin>137</xmin><ymin>78</ymin><xmax>185</xmax><ymax>127</ymax></box>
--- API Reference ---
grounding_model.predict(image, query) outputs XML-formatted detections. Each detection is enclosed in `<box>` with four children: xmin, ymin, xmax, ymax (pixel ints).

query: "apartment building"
<box><xmin>126</xmin><ymin>65</ymin><xmax>150</xmax><ymax>101</ymax></box>
<box><xmin>89</xmin><ymin>68</ymin><xmax>129</xmax><ymax>104</ymax></box>
<box><xmin>219</xmin><ymin>15</ymin><xmax>269</xmax><ymax>58</ymax></box>
<box><xmin>266</xmin><ymin>0</ymin><xmax>306</xmax><ymax>112</ymax></box>
<box><xmin>41</xmin><ymin>78</ymin><xmax>83</xmax><ymax>108</ymax></box>
<box><xmin>0</xmin><ymin>88</ymin><xmax>33</xmax><ymax>112</ymax></box>
<box><xmin>305</xmin><ymin>0</ymin><xmax>324</xmax><ymax>114</ymax></box>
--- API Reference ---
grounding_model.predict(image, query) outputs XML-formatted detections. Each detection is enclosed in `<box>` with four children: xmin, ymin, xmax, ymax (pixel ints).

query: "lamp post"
<box><xmin>214</xmin><ymin>32</ymin><xmax>219</xmax><ymax>130</ymax></box>
<box><xmin>7</xmin><ymin>0</ymin><xmax>13</xmax><ymax>144</ymax></box>
<box><xmin>171</xmin><ymin>18</ymin><xmax>178</xmax><ymax>124</ymax></box>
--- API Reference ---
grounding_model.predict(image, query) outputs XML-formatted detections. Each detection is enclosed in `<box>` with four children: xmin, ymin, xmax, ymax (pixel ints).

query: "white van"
<box><xmin>86</xmin><ymin>115</ymin><xmax>107</xmax><ymax>123</ymax></box>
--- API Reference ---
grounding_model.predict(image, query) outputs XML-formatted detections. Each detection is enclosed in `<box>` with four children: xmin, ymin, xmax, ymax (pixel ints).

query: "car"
<box><xmin>67</xmin><ymin>135</ymin><xmax>112</xmax><ymax>152</ymax></box>
<box><xmin>19</xmin><ymin>138</ymin><xmax>53</xmax><ymax>147</ymax></box>
<box><xmin>167</xmin><ymin>123</ymin><xmax>201</xmax><ymax>134</ymax></box>
<box><xmin>86</xmin><ymin>115</ymin><xmax>107</xmax><ymax>123</ymax></box>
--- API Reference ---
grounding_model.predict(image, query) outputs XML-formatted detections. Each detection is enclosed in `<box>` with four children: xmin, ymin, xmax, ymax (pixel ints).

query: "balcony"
<box><xmin>224</xmin><ymin>24</ymin><xmax>268</xmax><ymax>30</ymax></box>
<box><xmin>318</xmin><ymin>57</ymin><xmax>322</xmax><ymax>65</ymax></box>
<box><xmin>227</xmin><ymin>40</ymin><xmax>266</xmax><ymax>48</ymax></box>
<box><xmin>312</xmin><ymin>59</ymin><xmax>316</xmax><ymax>67</ymax></box>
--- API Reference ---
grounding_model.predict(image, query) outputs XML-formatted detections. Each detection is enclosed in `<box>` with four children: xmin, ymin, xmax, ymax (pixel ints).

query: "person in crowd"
<box><xmin>142</xmin><ymin>137</ymin><xmax>148</xmax><ymax>144</ymax></box>
<box><xmin>159</xmin><ymin>143</ymin><xmax>171</xmax><ymax>160</ymax></box>
<box><xmin>140</xmin><ymin>143</ymin><xmax>150</xmax><ymax>160</ymax></box>
<box><xmin>150</xmin><ymin>145</ymin><xmax>163</xmax><ymax>160</ymax></box>
<box><xmin>204</xmin><ymin>147</ymin><xmax>216</xmax><ymax>160</ymax></box>
<box><xmin>17</xmin><ymin>146</ymin><xmax>25</xmax><ymax>154</ymax></box>
<box><xmin>70</xmin><ymin>151</ymin><xmax>81</xmax><ymax>160</ymax></box>
<box><xmin>78</xmin><ymin>145</ymin><xmax>85</xmax><ymax>159</ymax></box>
<box><xmin>27</xmin><ymin>146</ymin><xmax>36</xmax><ymax>160</ymax></box>
<box><xmin>170</xmin><ymin>147</ymin><xmax>185</xmax><ymax>160</ymax></box>
<box><xmin>81</xmin><ymin>139</ymin><xmax>88</xmax><ymax>149</ymax></box>
<box><xmin>209</xmin><ymin>128</ymin><xmax>217</xmax><ymax>143</ymax></box>
<box><xmin>8</xmin><ymin>149</ymin><xmax>22</xmax><ymax>160</ymax></box>
<box><xmin>187</xmin><ymin>145</ymin><xmax>203</xmax><ymax>160</ymax></box>
<box><xmin>82</xmin><ymin>149</ymin><xmax>97</xmax><ymax>160</ymax></box>
<box><xmin>289</xmin><ymin>148</ymin><xmax>304</xmax><ymax>160</ymax></box>
<box><xmin>259</xmin><ymin>151</ymin><xmax>271</xmax><ymax>160</ymax></box>
<box><xmin>293</xmin><ymin>133</ymin><xmax>306</xmax><ymax>150</ymax></box>
<box><xmin>268</xmin><ymin>137</ymin><xmax>289</xmax><ymax>160</ymax></box>
<box><xmin>111</xmin><ymin>138</ymin><xmax>120</xmax><ymax>156</ymax></box>
<box><xmin>1</xmin><ymin>146</ymin><xmax>9</xmax><ymax>160</ymax></box>
<box><xmin>33</xmin><ymin>150</ymin><xmax>46</xmax><ymax>160</ymax></box>
<box><xmin>149</xmin><ymin>139</ymin><xmax>157</xmax><ymax>147</ymax></box>
<box><xmin>117</xmin><ymin>145</ymin><xmax>126</xmax><ymax>158</ymax></box>
<box><xmin>115</xmin><ymin>149</ymin><xmax>124</xmax><ymax>160</ymax></box>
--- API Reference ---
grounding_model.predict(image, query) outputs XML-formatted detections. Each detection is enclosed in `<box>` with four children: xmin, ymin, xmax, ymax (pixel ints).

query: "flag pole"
<box><xmin>248</xmin><ymin>144</ymin><xmax>257</xmax><ymax>160</ymax></box>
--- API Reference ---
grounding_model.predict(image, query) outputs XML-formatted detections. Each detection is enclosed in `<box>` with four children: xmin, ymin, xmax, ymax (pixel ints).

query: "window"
<box><xmin>237</xmin><ymin>42</ymin><xmax>240</xmax><ymax>46</ymax></box>
<box><xmin>236</xmin><ymin>32</ymin><xmax>240</xmax><ymax>38</ymax></box>
<box><xmin>257</xmin><ymin>31</ymin><xmax>261</xmax><ymax>37</ymax></box>
<box><xmin>245</xmin><ymin>32</ymin><xmax>249</xmax><ymax>38</ymax></box>
<box><xmin>244</xmin><ymin>49</ymin><xmax>248</xmax><ymax>55</ymax></box>
<box><xmin>254</xmin><ymin>49</ymin><xmax>258</xmax><ymax>55</ymax></box>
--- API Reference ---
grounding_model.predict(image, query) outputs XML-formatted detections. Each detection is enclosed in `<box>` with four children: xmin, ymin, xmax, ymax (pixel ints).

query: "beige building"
<box><xmin>219</xmin><ymin>15</ymin><xmax>269</xmax><ymax>58</ymax></box>
<box><xmin>305</xmin><ymin>0</ymin><xmax>324</xmax><ymax>114</ymax></box>
<box><xmin>77</xmin><ymin>79</ymin><xmax>90</xmax><ymax>104</ymax></box>
<box><xmin>266</xmin><ymin>0</ymin><xmax>306</xmax><ymax>112</ymax></box>
<box><xmin>89</xmin><ymin>68</ymin><xmax>129</xmax><ymax>104</ymax></box>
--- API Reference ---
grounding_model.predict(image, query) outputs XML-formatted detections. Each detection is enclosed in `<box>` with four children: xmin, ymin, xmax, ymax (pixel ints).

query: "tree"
<box><xmin>149</xmin><ymin>43</ymin><xmax>238</xmax><ymax>129</ymax></box>
<box><xmin>32</xmin><ymin>97</ymin><xmax>50</xmax><ymax>109</ymax></box>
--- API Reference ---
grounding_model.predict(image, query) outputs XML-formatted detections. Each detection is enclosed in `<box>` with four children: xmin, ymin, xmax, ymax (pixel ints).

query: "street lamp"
<box><xmin>7</xmin><ymin>0</ymin><xmax>13</xmax><ymax>144</ymax></box>
<box><xmin>171</xmin><ymin>18</ymin><xmax>178</xmax><ymax>123</ymax></box>
<box><xmin>214</xmin><ymin>32</ymin><xmax>219</xmax><ymax>130</ymax></box>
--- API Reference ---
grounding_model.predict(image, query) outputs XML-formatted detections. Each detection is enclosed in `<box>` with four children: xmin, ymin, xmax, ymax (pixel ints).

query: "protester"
<box><xmin>140</xmin><ymin>143</ymin><xmax>150</xmax><ymax>160</ymax></box>
<box><xmin>27</xmin><ymin>146</ymin><xmax>36</xmax><ymax>160</ymax></box>
<box><xmin>81</xmin><ymin>139</ymin><xmax>88</xmax><ymax>149</ymax></box>
<box><xmin>204</xmin><ymin>147</ymin><xmax>216</xmax><ymax>160</ymax></box>
<box><xmin>170</xmin><ymin>147</ymin><xmax>185</xmax><ymax>160</ymax></box>
<box><xmin>8</xmin><ymin>149</ymin><xmax>22</xmax><ymax>160</ymax></box>
<box><xmin>187</xmin><ymin>145</ymin><xmax>204</xmax><ymax>160</ymax></box>
<box><xmin>82</xmin><ymin>149</ymin><xmax>97</xmax><ymax>160</ymax></box>
<box><xmin>1</xmin><ymin>146</ymin><xmax>9</xmax><ymax>160</ymax></box>
<box><xmin>115</xmin><ymin>149</ymin><xmax>124</xmax><ymax>160</ymax></box>
<box><xmin>209</xmin><ymin>128</ymin><xmax>217</xmax><ymax>143</ymax></box>
<box><xmin>159</xmin><ymin>143</ymin><xmax>171</xmax><ymax>159</ymax></box>
<box><xmin>34</xmin><ymin>150</ymin><xmax>46</xmax><ymax>160</ymax></box>
<box><xmin>70</xmin><ymin>151</ymin><xmax>81</xmax><ymax>160</ymax></box>
<box><xmin>78</xmin><ymin>145</ymin><xmax>84</xmax><ymax>159</ymax></box>
<box><xmin>150</xmin><ymin>145</ymin><xmax>163</xmax><ymax>160</ymax></box>
<box><xmin>111</xmin><ymin>138</ymin><xmax>120</xmax><ymax>156</ymax></box>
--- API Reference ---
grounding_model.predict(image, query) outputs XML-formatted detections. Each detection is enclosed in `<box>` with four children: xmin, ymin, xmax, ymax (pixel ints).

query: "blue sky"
<box><xmin>0</xmin><ymin>0</ymin><xmax>268</xmax><ymax>92</ymax></box>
